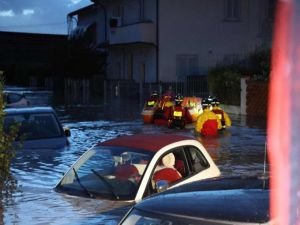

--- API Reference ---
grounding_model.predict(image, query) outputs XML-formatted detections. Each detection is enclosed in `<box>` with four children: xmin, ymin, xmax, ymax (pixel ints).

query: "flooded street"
<box><xmin>2</xmin><ymin>99</ymin><xmax>267</xmax><ymax>225</ymax></box>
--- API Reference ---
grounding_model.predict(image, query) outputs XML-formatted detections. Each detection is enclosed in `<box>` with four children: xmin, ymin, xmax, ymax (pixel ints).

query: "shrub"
<box><xmin>208</xmin><ymin>65</ymin><xmax>243</xmax><ymax>105</ymax></box>
<box><xmin>0</xmin><ymin>75</ymin><xmax>20</xmax><ymax>185</ymax></box>
<box><xmin>207</xmin><ymin>49</ymin><xmax>271</xmax><ymax>105</ymax></box>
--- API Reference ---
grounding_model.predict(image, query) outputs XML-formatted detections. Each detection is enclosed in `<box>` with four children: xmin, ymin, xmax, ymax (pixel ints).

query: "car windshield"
<box><xmin>4</xmin><ymin>113</ymin><xmax>63</xmax><ymax>140</ymax></box>
<box><xmin>56</xmin><ymin>146</ymin><xmax>154</xmax><ymax>201</ymax></box>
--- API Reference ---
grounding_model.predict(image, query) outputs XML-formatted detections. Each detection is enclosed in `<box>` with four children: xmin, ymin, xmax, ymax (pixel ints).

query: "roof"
<box><xmin>99</xmin><ymin>134</ymin><xmax>195</xmax><ymax>152</ymax></box>
<box><xmin>67</xmin><ymin>4</ymin><xmax>96</xmax><ymax>17</ymax></box>
<box><xmin>4</xmin><ymin>106</ymin><xmax>55</xmax><ymax>114</ymax></box>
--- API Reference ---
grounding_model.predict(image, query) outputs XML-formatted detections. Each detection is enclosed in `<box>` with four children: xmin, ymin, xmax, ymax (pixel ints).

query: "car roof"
<box><xmin>135</xmin><ymin>176</ymin><xmax>270</xmax><ymax>223</ymax></box>
<box><xmin>3</xmin><ymin>90</ymin><xmax>25</xmax><ymax>95</ymax></box>
<box><xmin>4</xmin><ymin>106</ymin><xmax>55</xmax><ymax>114</ymax></box>
<box><xmin>99</xmin><ymin>134</ymin><xmax>195</xmax><ymax>152</ymax></box>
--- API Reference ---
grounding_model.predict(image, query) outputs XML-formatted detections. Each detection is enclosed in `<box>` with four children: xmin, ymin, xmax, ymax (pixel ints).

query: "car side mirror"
<box><xmin>156</xmin><ymin>180</ymin><xmax>169</xmax><ymax>193</ymax></box>
<box><xmin>64</xmin><ymin>127</ymin><xmax>71</xmax><ymax>137</ymax></box>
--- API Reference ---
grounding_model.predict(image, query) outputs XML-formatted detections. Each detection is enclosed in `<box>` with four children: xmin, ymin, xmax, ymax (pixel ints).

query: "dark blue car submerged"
<box><xmin>119</xmin><ymin>176</ymin><xmax>271</xmax><ymax>225</ymax></box>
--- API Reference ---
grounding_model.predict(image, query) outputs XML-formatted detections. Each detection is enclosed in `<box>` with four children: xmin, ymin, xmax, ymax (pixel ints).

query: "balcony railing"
<box><xmin>109</xmin><ymin>22</ymin><xmax>156</xmax><ymax>45</ymax></box>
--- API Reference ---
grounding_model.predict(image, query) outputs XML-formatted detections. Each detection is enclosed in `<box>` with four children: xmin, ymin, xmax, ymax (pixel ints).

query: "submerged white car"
<box><xmin>55</xmin><ymin>134</ymin><xmax>220</xmax><ymax>204</ymax></box>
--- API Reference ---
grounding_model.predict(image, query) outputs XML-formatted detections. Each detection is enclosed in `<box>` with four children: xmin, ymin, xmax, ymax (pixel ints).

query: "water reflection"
<box><xmin>2</xmin><ymin>99</ymin><xmax>267</xmax><ymax>224</ymax></box>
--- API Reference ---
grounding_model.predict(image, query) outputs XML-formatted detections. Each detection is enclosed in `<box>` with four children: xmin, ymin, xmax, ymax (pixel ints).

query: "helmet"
<box><xmin>175</xmin><ymin>94</ymin><xmax>183</xmax><ymax>106</ymax></box>
<box><xmin>151</xmin><ymin>91</ymin><xmax>158</xmax><ymax>97</ymax></box>
<box><xmin>207</xmin><ymin>96</ymin><xmax>214</xmax><ymax>104</ymax></box>
<box><xmin>211</xmin><ymin>97</ymin><xmax>220</xmax><ymax>106</ymax></box>
<box><xmin>175</xmin><ymin>94</ymin><xmax>183</xmax><ymax>102</ymax></box>
<box><xmin>201</xmin><ymin>98</ymin><xmax>211</xmax><ymax>108</ymax></box>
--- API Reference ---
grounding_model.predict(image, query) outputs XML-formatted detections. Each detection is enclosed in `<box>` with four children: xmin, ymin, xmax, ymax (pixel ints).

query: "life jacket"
<box><xmin>172</xmin><ymin>105</ymin><xmax>186</xmax><ymax>119</ymax></box>
<box><xmin>201</xmin><ymin>119</ymin><xmax>218</xmax><ymax>136</ymax></box>
<box><xmin>146</xmin><ymin>97</ymin><xmax>158</xmax><ymax>108</ymax></box>
<box><xmin>212</xmin><ymin>108</ymin><xmax>225</xmax><ymax>127</ymax></box>
<box><xmin>153</xmin><ymin>167</ymin><xmax>182</xmax><ymax>184</ymax></box>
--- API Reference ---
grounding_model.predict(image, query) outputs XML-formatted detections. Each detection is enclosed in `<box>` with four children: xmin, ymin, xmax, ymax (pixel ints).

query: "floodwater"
<box><xmin>1</xmin><ymin>94</ymin><xmax>267</xmax><ymax>225</ymax></box>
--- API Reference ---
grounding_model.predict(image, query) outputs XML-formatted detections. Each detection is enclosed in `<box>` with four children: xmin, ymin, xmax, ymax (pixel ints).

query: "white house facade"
<box><xmin>67</xmin><ymin>0</ymin><xmax>274</xmax><ymax>83</ymax></box>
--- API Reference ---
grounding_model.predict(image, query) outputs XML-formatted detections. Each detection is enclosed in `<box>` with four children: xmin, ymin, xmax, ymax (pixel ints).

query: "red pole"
<box><xmin>268</xmin><ymin>0</ymin><xmax>300</xmax><ymax>224</ymax></box>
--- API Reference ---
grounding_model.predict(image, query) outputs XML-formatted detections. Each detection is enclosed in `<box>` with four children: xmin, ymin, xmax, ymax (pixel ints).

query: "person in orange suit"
<box><xmin>145</xmin><ymin>91</ymin><xmax>159</xmax><ymax>109</ymax></box>
<box><xmin>153</xmin><ymin>93</ymin><xmax>174</xmax><ymax>125</ymax></box>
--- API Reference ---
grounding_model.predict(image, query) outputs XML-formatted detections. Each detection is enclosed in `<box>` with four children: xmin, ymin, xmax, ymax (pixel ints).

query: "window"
<box><xmin>4</xmin><ymin>113</ymin><xmax>63</xmax><ymax>140</ymax></box>
<box><xmin>152</xmin><ymin>149</ymin><xmax>185</xmax><ymax>188</ymax></box>
<box><xmin>176</xmin><ymin>55</ymin><xmax>199</xmax><ymax>81</ymax></box>
<box><xmin>110</xmin><ymin>5</ymin><xmax>123</xmax><ymax>28</ymax></box>
<box><xmin>224</xmin><ymin>0</ymin><xmax>240</xmax><ymax>21</ymax></box>
<box><xmin>185</xmin><ymin>146</ymin><xmax>209</xmax><ymax>174</ymax></box>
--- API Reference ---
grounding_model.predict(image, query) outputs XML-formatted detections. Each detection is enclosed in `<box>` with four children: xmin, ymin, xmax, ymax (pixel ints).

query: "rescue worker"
<box><xmin>211</xmin><ymin>97</ymin><xmax>231</xmax><ymax>129</ymax></box>
<box><xmin>153</xmin><ymin>93</ymin><xmax>174</xmax><ymax>125</ymax></box>
<box><xmin>145</xmin><ymin>91</ymin><xmax>159</xmax><ymax>108</ymax></box>
<box><xmin>168</xmin><ymin>94</ymin><xmax>186</xmax><ymax>129</ymax></box>
<box><xmin>195</xmin><ymin>98</ymin><xmax>222</xmax><ymax>136</ymax></box>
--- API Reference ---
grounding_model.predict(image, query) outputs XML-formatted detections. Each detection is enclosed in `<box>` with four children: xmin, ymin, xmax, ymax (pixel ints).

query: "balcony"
<box><xmin>109</xmin><ymin>22</ymin><xmax>156</xmax><ymax>45</ymax></box>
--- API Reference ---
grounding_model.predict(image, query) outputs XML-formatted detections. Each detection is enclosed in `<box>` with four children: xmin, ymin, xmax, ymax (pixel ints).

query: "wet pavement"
<box><xmin>1</xmin><ymin>99</ymin><xmax>267</xmax><ymax>225</ymax></box>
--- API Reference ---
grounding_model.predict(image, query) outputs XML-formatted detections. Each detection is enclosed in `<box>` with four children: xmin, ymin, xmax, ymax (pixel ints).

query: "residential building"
<box><xmin>67</xmin><ymin>0</ymin><xmax>274</xmax><ymax>84</ymax></box>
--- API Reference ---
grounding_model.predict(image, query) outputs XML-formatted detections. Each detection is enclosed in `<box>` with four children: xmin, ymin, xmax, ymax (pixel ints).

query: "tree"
<box><xmin>0</xmin><ymin>74</ymin><xmax>19</xmax><ymax>190</ymax></box>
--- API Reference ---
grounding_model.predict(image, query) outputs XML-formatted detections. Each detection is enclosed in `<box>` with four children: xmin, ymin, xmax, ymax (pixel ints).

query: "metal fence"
<box><xmin>104</xmin><ymin>76</ymin><xmax>209</xmax><ymax>103</ymax></box>
<box><xmin>30</xmin><ymin>76</ymin><xmax>209</xmax><ymax>105</ymax></box>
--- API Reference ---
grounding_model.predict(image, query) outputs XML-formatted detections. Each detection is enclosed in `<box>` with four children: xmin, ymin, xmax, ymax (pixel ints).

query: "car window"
<box><xmin>4</xmin><ymin>113</ymin><xmax>63</xmax><ymax>140</ymax></box>
<box><xmin>6</xmin><ymin>93</ymin><xmax>23</xmax><ymax>104</ymax></box>
<box><xmin>185</xmin><ymin>146</ymin><xmax>209</xmax><ymax>173</ymax></box>
<box><xmin>150</xmin><ymin>148</ymin><xmax>185</xmax><ymax>193</ymax></box>
<box><xmin>56</xmin><ymin>146</ymin><xmax>154</xmax><ymax>200</ymax></box>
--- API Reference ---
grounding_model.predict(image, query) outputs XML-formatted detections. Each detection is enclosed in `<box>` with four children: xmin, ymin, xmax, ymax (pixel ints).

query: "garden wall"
<box><xmin>246</xmin><ymin>80</ymin><xmax>268</xmax><ymax>117</ymax></box>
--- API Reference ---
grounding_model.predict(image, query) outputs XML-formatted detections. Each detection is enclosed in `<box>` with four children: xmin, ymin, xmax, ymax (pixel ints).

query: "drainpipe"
<box><xmin>156</xmin><ymin>0</ymin><xmax>159</xmax><ymax>84</ymax></box>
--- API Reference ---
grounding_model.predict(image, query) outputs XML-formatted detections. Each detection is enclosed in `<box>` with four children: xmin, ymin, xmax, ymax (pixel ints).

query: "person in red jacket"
<box><xmin>195</xmin><ymin>98</ymin><xmax>222</xmax><ymax>136</ymax></box>
<box><xmin>168</xmin><ymin>94</ymin><xmax>186</xmax><ymax>129</ymax></box>
<box><xmin>211</xmin><ymin>97</ymin><xmax>231</xmax><ymax>130</ymax></box>
<box><xmin>153</xmin><ymin>93</ymin><xmax>174</xmax><ymax>125</ymax></box>
<box><xmin>153</xmin><ymin>153</ymin><xmax>182</xmax><ymax>185</ymax></box>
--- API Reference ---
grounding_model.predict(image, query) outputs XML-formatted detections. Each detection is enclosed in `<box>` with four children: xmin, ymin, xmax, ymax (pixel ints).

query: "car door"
<box><xmin>135</xmin><ymin>140</ymin><xmax>220</xmax><ymax>201</ymax></box>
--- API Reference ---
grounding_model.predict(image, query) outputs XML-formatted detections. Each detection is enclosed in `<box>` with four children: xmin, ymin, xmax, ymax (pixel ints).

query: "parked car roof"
<box><xmin>3</xmin><ymin>90</ymin><xmax>30</xmax><ymax>107</ymax></box>
<box><xmin>99</xmin><ymin>134</ymin><xmax>195</xmax><ymax>152</ymax></box>
<box><xmin>4</xmin><ymin>106</ymin><xmax>55</xmax><ymax>114</ymax></box>
<box><xmin>119</xmin><ymin>176</ymin><xmax>270</xmax><ymax>225</ymax></box>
